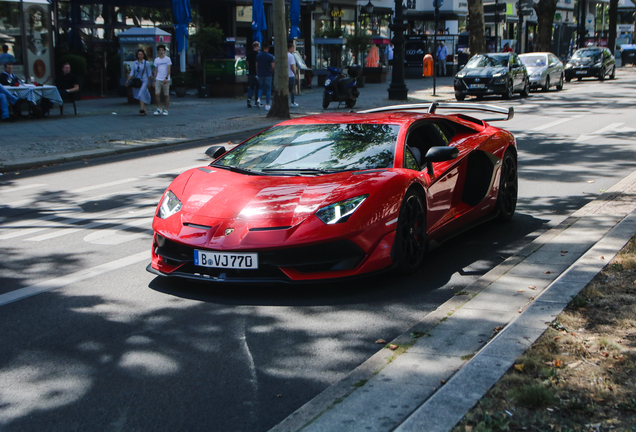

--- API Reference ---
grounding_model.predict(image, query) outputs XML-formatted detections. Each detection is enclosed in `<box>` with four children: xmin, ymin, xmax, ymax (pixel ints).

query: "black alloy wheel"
<box><xmin>543</xmin><ymin>75</ymin><xmax>550</xmax><ymax>92</ymax></box>
<box><xmin>393</xmin><ymin>189</ymin><xmax>427</xmax><ymax>274</ymax></box>
<box><xmin>556</xmin><ymin>74</ymin><xmax>564</xmax><ymax>90</ymax></box>
<box><xmin>599</xmin><ymin>67</ymin><xmax>606</xmax><ymax>81</ymax></box>
<box><xmin>503</xmin><ymin>80</ymin><xmax>514</xmax><ymax>99</ymax></box>
<box><xmin>495</xmin><ymin>150</ymin><xmax>518</xmax><ymax>221</ymax></box>
<box><xmin>345</xmin><ymin>98</ymin><xmax>356</xmax><ymax>108</ymax></box>
<box><xmin>455</xmin><ymin>93</ymin><xmax>465</xmax><ymax>101</ymax></box>
<box><xmin>610</xmin><ymin>67</ymin><xmax>615</xmax><ymax>80</ymax></box>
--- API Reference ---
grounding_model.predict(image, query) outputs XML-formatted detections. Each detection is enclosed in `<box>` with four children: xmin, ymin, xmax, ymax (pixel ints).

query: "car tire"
<box><xmin>393</xmin><ymin>189</ymin><xmax>427</xmax><ymax>274</ymax></box>
<box><xmin>609</xmin><ymin>67</ymin><xmax>615</xmax><ymax>80</ymax></box>
<box><xmin>565</xmin><ymin>76</ymin><xmax>572</xmax><ymax>83</ymax></box>
<box><xmin>455</xmin><ymin>94</ymin><xmax>465</xmax><ymax>101</ymax></box>
<box><xmin>495</xmin><ymin>150</ymin><xmax>518</xmax><ymax>222</ymax></box>
<box><xmin>599</xmin><ymin>67</ymin><xmax>606</xmax><ymax>81</ymax></box>
<box><xmin>345</xmin><ymin>98</ymin><xmax>356</xmax><ymax>108</ymax></box>
<box><xmin>556</xmin><ymin>74</ymin><xmax>564</xmax><ymax>90</ymax></box>
<box><xmin>542</xmin><ymin>75</ymin><xmax>550</xmax><ymax>92</ymax></box>
<box><xmin>503</xmin><ymin>81</ymin><xmax>513</xmax><ymax>99</ymax></box>
<box><xmin>521</xmin><ymin>79</ymin><xmax>530</xmax><ymax>98</ymax></box>
<box><xmin>577</xmin><ymin>77</ymin><xmax>583</xmax><ymax>81</ymax></box>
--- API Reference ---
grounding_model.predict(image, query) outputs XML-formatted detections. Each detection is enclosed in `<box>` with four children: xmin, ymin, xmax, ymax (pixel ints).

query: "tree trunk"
<box><xmin>534</xmin><ymin>0</ymin><xmax>558</xmax><ymax>52</ymax></box>
<box><xmin>268</xmin><ymin>0</ymin><xmax>290</xmax><ymax>119</ymax></box>
<box><xmin>607</xmin><ymin>0</ymin><xmax>619</xmax><ymax>57</ymax></box>
<box><xmin>467</xmin><ymin>0</ymin><xmax>486</xmax><ymax>56</ymax></box>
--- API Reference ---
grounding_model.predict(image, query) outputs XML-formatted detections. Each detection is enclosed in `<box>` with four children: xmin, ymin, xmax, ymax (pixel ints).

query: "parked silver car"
<box><xmin>519</xmin><ymin>52</ymin><xmax>564</xmax><ymax>92</ymax></box>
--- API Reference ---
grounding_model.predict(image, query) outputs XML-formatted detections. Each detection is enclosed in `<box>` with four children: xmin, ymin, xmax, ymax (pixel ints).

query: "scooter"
<box><xmin>323</xmin><ymin>65</ymin><xmax>361</xmax><ymax>109</ymax></box>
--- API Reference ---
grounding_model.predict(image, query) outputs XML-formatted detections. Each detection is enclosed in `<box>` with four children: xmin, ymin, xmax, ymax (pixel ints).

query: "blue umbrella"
<box><xmin>252</xmin><ymin>0</ymin><xmax>267</xmax><ymax>44</ymax></box>
<box><xmin>289</xmin><ymin>0</ymin><xmax>300</xmax><ymax>40</ymax></box>
<box><xmin>172</xmin><ymin>0</ymin><xmax>192</xmax><ymax>52</ymax></box>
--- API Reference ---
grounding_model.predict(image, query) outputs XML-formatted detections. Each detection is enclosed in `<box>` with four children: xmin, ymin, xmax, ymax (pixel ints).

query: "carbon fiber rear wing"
<box><xmin>358</xmin><ymin>102</ymin><xmax>514</xmax><ymax>122</ymax></box>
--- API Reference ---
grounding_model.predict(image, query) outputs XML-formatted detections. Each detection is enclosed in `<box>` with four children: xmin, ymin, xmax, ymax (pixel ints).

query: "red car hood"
<box><xmin>178</xmin><ymin>167</ymin><xmax>390</xmax><ymax>227</ymax></box>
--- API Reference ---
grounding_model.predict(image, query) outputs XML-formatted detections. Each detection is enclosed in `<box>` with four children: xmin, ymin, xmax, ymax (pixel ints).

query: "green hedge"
<box><xmin>57</xmin><ymin>54</ymin><xmax>87</xmax><ymax>77</ymax></box>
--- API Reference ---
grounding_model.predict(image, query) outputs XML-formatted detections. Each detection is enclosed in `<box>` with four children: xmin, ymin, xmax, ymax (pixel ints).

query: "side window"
<box><xmin>403</xmin><ymin>147</ymin><xmax>420</xmax><ymax>170</ymax></box>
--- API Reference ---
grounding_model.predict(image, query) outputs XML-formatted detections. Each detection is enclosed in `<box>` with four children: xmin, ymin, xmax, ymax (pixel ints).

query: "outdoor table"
<box><xmin>3</xmin><ymin>84</ymin><xmax>63</xmax><ymax>106</ymax></box>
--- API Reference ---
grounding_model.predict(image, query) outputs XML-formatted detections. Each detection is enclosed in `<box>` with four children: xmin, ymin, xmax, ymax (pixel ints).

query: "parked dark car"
<box><xmin>454</xmin><ymin>52</ymin><xmax>529</xmax><ymax>101</ymax></box>
<box><xmin>564</xmin><ymin>47</ymin><xmax>615</xmax><ymax>82</ymax></box>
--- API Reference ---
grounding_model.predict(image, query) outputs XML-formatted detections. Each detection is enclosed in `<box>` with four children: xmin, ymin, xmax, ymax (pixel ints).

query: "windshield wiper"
<box><xmin>261</xmin><ymin>168</ymin><xmax>337</xmax><ymax>175</ymax></box>
<box><xmin>212</xmin><ymin>164</ymin><xmax>266</xmax><ymax>176</ymax></box>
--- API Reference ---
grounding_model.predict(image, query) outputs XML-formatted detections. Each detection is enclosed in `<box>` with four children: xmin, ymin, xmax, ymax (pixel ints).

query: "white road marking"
<box><xmin>0</xmin><ymin>183</ymin><xmax>47</xmax><ymax>194</ymax></box>
<box><xmin>0</xmin><ymin>251</ymin><xmax>149</xmax><ymax>307</ymax></box>
<box><xmin>576</xmin><ymin>122</ymin><xmax>626</xmax><ymax>142</ymax></box>
<box><xmin>1</xmin><ymin>204</ymin><xmax>156</xmax><ymax>241</ymax></box>
<box><xmin>531</xmin><ymin>116</ymin><xmax>582</xmax><ymax>131</ymax></box>
<box><xmin>24</xmin><ymin>208</ymin><xmax>156</xmax><ymax>242</ymax></box>
<box><xmin>83</xmin><ymin>218</ymin><xmax>153</xmax><ymax>245</ymax></box>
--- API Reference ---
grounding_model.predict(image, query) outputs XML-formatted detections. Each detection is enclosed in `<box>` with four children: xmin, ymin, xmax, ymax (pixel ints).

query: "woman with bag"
<box><xmin>125</xmin><ymin>49</ymin><xmax>152</xmax><ymax>116</ymax></box>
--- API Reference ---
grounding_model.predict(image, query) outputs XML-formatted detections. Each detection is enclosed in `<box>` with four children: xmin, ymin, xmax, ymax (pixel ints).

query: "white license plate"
<box><xmin>470</xmin><ymin>84</ymin><xmax>486</xmax><ymax>88</ymax></box>
<box><xmin>194</xmin><ymin>250</ymin><xmax>258</xmax><ymax>269</ymax></box>
<box><xmin>575</xmin><ymin>71</ymin><xmax>586</xmax><ymax>75</ymax></box>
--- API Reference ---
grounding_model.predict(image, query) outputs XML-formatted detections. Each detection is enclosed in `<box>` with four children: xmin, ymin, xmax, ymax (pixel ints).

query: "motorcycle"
<box><xmin>323</xmin><ymin>65</ymin><xmax>361</xmax><ymax>109</ymax></box>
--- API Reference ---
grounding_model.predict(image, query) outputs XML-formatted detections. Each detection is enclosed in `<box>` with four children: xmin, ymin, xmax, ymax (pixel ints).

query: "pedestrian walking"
<box><xmin>246</xmin><ymin>41</ymin><xmax>260</xmax><ymax>108</ymax></box>
<box><xmin>152</xmin><ymin>45</ymin><xmax>172</xmax><ymax>116</ymax></box>
<box><xmin>385</xmin><ymin>43</ymin><xmax>394</xmax><ymax>67</ymax></box>
<box><xmin>287</xmin><ymin>43</ymin><xmax>298</xmax><ymax>107</ymax></box>
<box><xmin>436</xmin><ymin>41</ymin><xmax>448</xmax><ymax>76</ymax></box>
<box><xmin>256</xmin><ymin>42</ymin><xmax>275</xmax><ymax>111</ymax></box>
<box><xmin>125</xmin><ymin>49</ymin><xmax>152</xmax><ymax>116</ymax></box>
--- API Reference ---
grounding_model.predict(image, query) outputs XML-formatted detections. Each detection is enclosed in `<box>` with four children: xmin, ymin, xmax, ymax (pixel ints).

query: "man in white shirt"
<box><xmin>436</xmin><ymin>41</ymin><xmax>448</xmax><ymax>76</ymax></box>
<box><xmin>152</xmin><ymin>45</ymin><xmax>172</xmax><ymax>116</ymax></box>
<box><xmin>287</xmin><ymin>43</ymin><xmax>298</xmax><ymax>107</ymax></box>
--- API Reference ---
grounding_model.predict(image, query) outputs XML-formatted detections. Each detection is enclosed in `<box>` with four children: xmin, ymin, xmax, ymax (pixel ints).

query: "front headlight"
<box><xmin>565</xmin><ymin>63</ymin><xmax>573</xmax><ymax>69</ymax></box>
<box><xmin>315</xmin><ymin>195</ymin><xmax>368</xmax><ymax>224</ymax></box>
<box><xmin>455</xmin><ymin>73</ymin><xmax>465</xmax><ymax>79</ymax></box>
<box><xmin>530</xmin><ymin>72</ymin><xmax>542</xmax><ymax>78</ymax></box>
<box><xmin>324</xmin><ymin>79</ymin><xmax>332</xmax><ymax>86</ymax></box>
<box><xmin>158</xmin><ymin>190</ymin><xmax>182</xmax><ymax>219</ymax></box>
<box><xmin>492</xmin><ymin>72</ymin><xmax>503</xmax><ymax>77</ymax></box>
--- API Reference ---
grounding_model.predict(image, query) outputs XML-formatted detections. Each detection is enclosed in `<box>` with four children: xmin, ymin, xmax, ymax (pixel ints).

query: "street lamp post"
<box><xmin>387</xmin><ymin>0</ymin><xmax>408</xmax><ymax>100</ymax></box>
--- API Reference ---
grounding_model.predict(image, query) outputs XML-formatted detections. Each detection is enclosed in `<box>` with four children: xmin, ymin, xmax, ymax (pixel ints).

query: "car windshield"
<box><xmin>572</xmin><ymin>49</ymin><xmax>602</xmax><ymax>61</ymax></box>
<box><xmin>214</xmin><ymin>124</ymin><xmax>400</xmax><ymax>173</ymax></box>
<box><xmin>519</xmin><ymin>55</ymin><xmax>546</xmax><ymax>67</ymax></box>
<box><xmin>465</xmin><ymin>54</ymin><xmax>509</xmax><ymax>68</ymax></box>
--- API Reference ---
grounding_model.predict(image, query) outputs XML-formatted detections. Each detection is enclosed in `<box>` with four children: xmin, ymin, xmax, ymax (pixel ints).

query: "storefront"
<box><xmin>0</xmin><ymin>0</ymin><xmax>55</xmax><ymax>84</ymax></box>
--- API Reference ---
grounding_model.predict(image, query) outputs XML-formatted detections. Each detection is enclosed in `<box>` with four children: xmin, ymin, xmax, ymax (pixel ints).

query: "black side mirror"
<box><xmin>205</xmin><ymin>145</ymin><xmax>227</xmax><ymax>159</ymax></box>
<box><xmin>424</xmin><ymin>146</ymin><xmax>459</xmax><ymax>176</ymax></box>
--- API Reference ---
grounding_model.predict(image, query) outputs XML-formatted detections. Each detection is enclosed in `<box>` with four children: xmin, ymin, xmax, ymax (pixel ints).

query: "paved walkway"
<box><xmin>0</xmin><ymin>76</ymin><xmax>456</xmax><ymax>172</ymax></box>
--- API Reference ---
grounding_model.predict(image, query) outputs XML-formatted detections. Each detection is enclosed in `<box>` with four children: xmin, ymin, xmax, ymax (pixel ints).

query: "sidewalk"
<box><xmin>0</xmin><ymin>76</ymin><xmax>456</xmax><ymax>173</ymax></box>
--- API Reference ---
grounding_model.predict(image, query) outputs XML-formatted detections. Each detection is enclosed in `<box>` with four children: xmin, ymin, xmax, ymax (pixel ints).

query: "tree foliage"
<box><xmin>189</xmin><ymin>23</ymin><xmax>225</xmax><ymax>58</ymax></box>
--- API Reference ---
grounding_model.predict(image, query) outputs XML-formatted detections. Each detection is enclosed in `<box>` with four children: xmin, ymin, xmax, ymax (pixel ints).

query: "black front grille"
<box><xmin>462</xmin><ymin>77</ymin><xmax>494</xmax><ymax>86</ymax></box>
<box><xmin>156</xmin><ymin>238</ymin><xmax>366</xmax><ymax>277</ymax></box>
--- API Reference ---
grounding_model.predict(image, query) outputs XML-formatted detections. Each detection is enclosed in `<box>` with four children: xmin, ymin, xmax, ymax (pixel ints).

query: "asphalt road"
<box><xmin>1</xmin><ymin>73</ymin><xmax>635</xmax><ymax>431</ymax></box>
